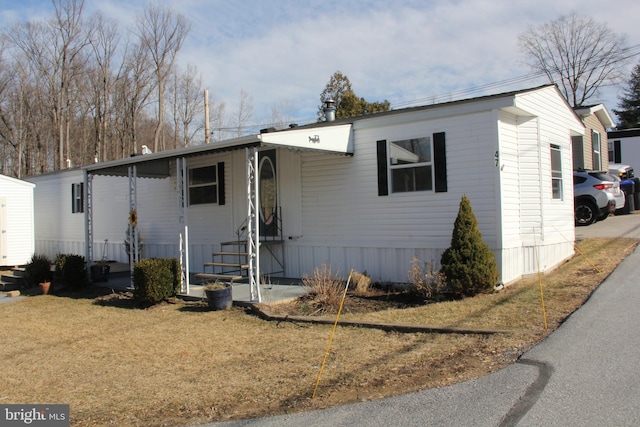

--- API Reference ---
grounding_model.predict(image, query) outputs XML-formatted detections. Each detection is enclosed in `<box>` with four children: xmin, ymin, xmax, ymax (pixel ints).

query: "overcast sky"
<box><xmin>2</xmin><ymin>0</ymin><xmax>640</xmax><ymax>129</ymax></box>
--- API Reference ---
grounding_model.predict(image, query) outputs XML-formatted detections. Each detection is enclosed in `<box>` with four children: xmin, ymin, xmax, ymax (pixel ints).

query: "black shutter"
<box><xmin>217</xmin><ymin>162</ymin><xmax>225</xmax><ymax>205</ymax></box>
<box><xmin>433</xmin><ymin>132</ymin><xmax>448</xmax><ymax>193</ymax></box>
<box><xmin>614</xmin><ymin>140</ymin><xmax>622</xmax><ymax>163</ymax></box>
<box><xmin>377</xmin><ymin>140</ymin><xmax>388</xmax><ymax>196</ymax></box>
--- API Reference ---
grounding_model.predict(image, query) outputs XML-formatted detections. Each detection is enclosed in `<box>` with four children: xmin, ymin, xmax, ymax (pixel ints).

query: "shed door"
<box><xmin>0</xmin><ymin>198</ymin><xmax>6</xmax><ymax>263</ymax></box>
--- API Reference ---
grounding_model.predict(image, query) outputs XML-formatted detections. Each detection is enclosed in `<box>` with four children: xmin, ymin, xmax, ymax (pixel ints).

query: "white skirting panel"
<box><xmin>284</xmin><ymin>245</ymin><xmax>447</xmax><ymax>283</ymax></box>
<box><xmin>500</xmin><ymin>241</ymin><xmax>574</xmax><ymax>285</ymax></box>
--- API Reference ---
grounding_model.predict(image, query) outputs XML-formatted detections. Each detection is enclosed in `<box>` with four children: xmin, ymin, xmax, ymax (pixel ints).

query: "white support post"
<box><xmin>128</xmin><ymin>165</ymin><xmax>138</xmax><ymax>289</ymax></box>
<box><xmin>84</xmin><ymin>170</ymin><xmax>93</xmax><ymax>268</ymax></box>
<box><xmin>176</xmin><ymin>157</ymin><xmax>190</xmax><ymax>294</ymax></box>
<box><xmin>246</xmin><ymin>147</ymin><xmax>261</xmax><ymax>302</ymax></box>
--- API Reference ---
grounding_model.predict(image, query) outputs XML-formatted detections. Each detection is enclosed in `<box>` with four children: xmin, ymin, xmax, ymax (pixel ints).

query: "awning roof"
<box><xmin>83</xmin><ymin>136</ymin><xmax>260</xmax><ymax>178</ymax></box>
<box><xmin>83</xmin><ymin>123</ymin><xmax>354</xmax><ymax>178</ymax></box>
<box><xmin>257</xmin><ymin>124</ymin><xmax>353</xmax><ymax>154</ymax></box>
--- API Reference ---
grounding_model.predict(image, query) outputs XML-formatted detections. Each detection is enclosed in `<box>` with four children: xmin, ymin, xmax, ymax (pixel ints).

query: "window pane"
<box><xmin>552</xmin><ymin>179</ymin><xmax>562</xmax><ymax>199</ymax></box>
<box><xmin>392</xmin><ymin>166</ymin><xmax>432</xmax><ymax>193</ymax></box>
<box><xmin>390</xmin><ymin>137</ymin><xmax>431</xmax><ymax>165</ymax></box>
<box><xmin>189</xmin><ymin>166</ymin><xmax>216</xmax><ymax>185</ymax></box>
<box><xmin>550</xmin><ymin>145</ymin><xmax>562</xmax><ymax>199</ymax></box>
<box><xmin>189</xmin><ymin>165</ymin><xmax>218</xmax><ymax>205</ymax></box>
<box><xmin>189</xmin><ymin>186</ymin><xmax>217</xmax><ymax>205</ymax></box>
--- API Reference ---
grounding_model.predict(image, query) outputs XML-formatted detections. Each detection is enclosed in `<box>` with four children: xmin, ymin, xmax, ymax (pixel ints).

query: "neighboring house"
<box><xmin>0</xmin><ymin>174</ymin><xmax>35</xmax><ymax>266</ymax></box>
<box><xmin>26</xmin><ymin>84</ymin><xmax>583</xmax><ymax>302</ymax></box>
<box><xmin>607</xmin><ymin>128</ymin><xmax>640</xmax><ymax>169</ymax></box>
<box><xmin>573</xmin><ymin>104</ymin><xmax>615</xmax><ymax>171</ymax></box>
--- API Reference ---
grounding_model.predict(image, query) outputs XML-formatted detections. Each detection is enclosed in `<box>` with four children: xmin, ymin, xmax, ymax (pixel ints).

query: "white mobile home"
<box><xmin>0</xmin><ymin>174</ymin><xmax>35</xmax><ymax>266</ymax></box>
<box><xmin>26</xmin><ymin>85</ymin><xmax>583</xmax><ymax>301</ymax></box>
<box><xmin>607</xmin><ymin>128</ymin><xmax>640</xmax><ymax>169</ymax></box>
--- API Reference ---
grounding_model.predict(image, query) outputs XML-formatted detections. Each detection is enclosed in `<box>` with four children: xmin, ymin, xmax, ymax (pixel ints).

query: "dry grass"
<box><xmin>0</xmin><ymin>237</ymin><xmax>636</xmax><ymax>426</ymax></box>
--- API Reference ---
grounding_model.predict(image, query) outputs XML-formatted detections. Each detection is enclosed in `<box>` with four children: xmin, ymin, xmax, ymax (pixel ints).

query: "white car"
<box><xmin>573</xmin><ymin>170</ymin><xmax>624</xmax><ymax>225</ymax></box>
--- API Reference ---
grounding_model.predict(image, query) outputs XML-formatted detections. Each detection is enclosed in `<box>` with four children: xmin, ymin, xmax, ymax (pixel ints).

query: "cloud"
<box><xmin>3</xmin><ymin>0</ymin><xmax>639</xmax><ymax>126</ymax></box>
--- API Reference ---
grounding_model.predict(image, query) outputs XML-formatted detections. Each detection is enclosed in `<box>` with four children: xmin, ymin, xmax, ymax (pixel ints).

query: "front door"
<box><xmin>259</xmin><ymin>150</ymin><xmax>278</xmax><ymax>237</ymax></box>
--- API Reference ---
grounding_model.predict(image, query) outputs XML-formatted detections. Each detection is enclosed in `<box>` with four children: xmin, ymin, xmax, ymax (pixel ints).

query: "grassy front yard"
<box><xmin>0</xmin><ymin>237</ymin><xmax>635</xmax><ymax>426</ymax></box>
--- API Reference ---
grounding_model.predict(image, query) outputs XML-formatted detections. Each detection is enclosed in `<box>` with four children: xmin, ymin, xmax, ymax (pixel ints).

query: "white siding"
<box><xmin>498</xmin><ymin>86</ymin><xmax>580</xmax><ymax>282</ymax></box>
<box><xmin>28</xmin><ymin>170</ymin><xmax>86</xmax><ymax>258</ymax></box>
<box><xmin>612</xmin><ymin>134</ymin><xmax>640</xmax><ymax>169</ymax></box>
<box><xmin>0</xmin><ymin>175</ymin><xmax>35</xmax><ymax>266</ymax></box>
<box><xmin>28</xmin><ymin>169</ymin><xmax>178</xmax><ymax>263</ymax></box>
<box><xmin>283</xmin><ymin>110</ymin><xmax>503</xmax><ymax>282</ymax></box>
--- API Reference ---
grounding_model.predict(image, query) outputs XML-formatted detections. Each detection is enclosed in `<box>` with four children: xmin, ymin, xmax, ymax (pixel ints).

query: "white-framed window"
<box><xmin>389</xmin><ymin>137</ymin><xmax>433</xmax><ymax>193</ymax></box>
<box><xmin>188</xmin><ymin>165</ymin><xmax>218</xmax><ymax>205</ymax></box>
<box><xmin>551</xmin><ymin>144</ymin><xmax>563</xmax><ymax>200</ymax></box>
<box><xmin>592</xmin><ymin>130</ymin><xmax>601</xmax><ymax>170</ymax></box>
<box><xmin>71</xmin><ymin>182</ymin><xmax>83</xmax><ymax>213</ymax></box>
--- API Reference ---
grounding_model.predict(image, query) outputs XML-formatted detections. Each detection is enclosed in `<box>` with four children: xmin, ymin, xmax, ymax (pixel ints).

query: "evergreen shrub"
<box><xmin>55</xmin><ymin>254</ymin><xmax>89</xmax><ymax>289</ymax></box>
<box><xmin>133</xmin><ymin>258</ymin><xmax>180</xmax><ymax>306</ymax></box>
<box><xmin>440</xmin><ymin>195</ymin><xmax>499</xmax><ymax>298</ymax></box>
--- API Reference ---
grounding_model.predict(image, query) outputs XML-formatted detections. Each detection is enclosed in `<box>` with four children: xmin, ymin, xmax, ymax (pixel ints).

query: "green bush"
<box><xmin>24</xmin><ymin>254</ymin><xmax>52</xmax><ymax>287</ymax></box>
<box><xmin>55</xmin><ymin>254</ymin><xmax>89</xmax><ymax>289</ymax></box>
<box><xmin>133</xmin><ymin>258</ymin><xmax>180</xmax><ymax>306</ymax></box>
<box><xmin>440</xmin><ymin>195</ymin><xmax>499</xmax><ymax>298</ymax></box>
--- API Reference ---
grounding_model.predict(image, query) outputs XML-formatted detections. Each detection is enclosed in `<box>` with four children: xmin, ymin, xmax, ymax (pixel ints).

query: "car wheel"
<box><xmin>575</xmin><ymin>200</ymin><xmax>598</xmax><ymax>226</ymax></box>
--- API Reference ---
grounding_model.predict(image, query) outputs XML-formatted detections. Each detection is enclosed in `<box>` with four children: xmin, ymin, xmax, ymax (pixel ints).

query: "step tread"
<box><xmin>220</xmin><ymin>241</ymin><xmax>247</xmax><ymax>247</ymax></box>
<box><xmin>204</xmin><ymin>262</ymin><xmax>249</xmax><ymax>268</ymax></box>
<box><xmin>195</xmin><ymin>273</ymin><xmax>243</xmax><ymax>282</ymax></box>
<box><xmin>212</xmin><ymin>251</ymin><xmax>248</xmax><ymax>257</ymax></box>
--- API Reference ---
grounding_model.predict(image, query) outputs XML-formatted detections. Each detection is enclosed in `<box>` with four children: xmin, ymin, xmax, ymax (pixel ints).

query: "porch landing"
<box><xmin>96</xmin><ymin>263</ymin><xmax>307</xmax><ymax>305</ymax></box>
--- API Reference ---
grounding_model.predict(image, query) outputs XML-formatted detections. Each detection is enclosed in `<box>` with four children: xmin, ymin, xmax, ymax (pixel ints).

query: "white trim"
<box><xmin>258</xmin><ymin>124</ymin><xmax>353</xmax><ymax>154</ymax></box>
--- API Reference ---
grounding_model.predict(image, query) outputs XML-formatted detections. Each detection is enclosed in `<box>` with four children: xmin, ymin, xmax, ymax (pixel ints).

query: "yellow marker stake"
<box><xmin>533</xmin><ymin>229</ymin><xmax>548</xmax><ymax>329</ymax></box>
<box><xmin>312</xmin><ymin>269</ymin><xmax>353</xmax><ymax>399</ymax></box>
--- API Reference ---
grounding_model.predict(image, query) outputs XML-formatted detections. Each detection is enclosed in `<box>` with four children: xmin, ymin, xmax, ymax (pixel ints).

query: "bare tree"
<box><xmin>270</xmin><ymin>99</ymin><xmax>295</xmax><ymax>129</ymax></box>
<box><xmin>7</xmin><ymin>0</ymin><xmax>89</xmax><ymax>170</ymax></box>
<box><xmin>168</xmin><ymin>64</ymin><xmax>204</xmax><ymax>147</ymax></box>
<box><xmin>135</xmin><ymin>3</ymin><xmax>192</xmax><ymax>152</ymax></box>
<box><xmin>519</xmin><ymin>12</ymin><xmax>628</xmax><ymax>107</ymax></box>
<box><xmin>233</xmin><ymin>89</ymin><xmax>254</xmax><ymax>137</ymax></box>
<box><xmin>113</xmin><ymin>39</ymin><xmax>155</xmax><ymax>157</ymax></box>
<box><xmin>208</xmin><ymin>95</ymin><xmax>227</xmax><ymax>142</ymax></box>
<box><xmin>86</xmin><ymin>12</ymin><xmax>120</xmax><ymax>162</ymax></box>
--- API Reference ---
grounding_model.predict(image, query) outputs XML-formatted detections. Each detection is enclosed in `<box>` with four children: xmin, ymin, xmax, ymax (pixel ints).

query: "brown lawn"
<box><xmin>0</xmin><ymin>237</ymin><xmax>635</xmax><ymax>426</ymax></box>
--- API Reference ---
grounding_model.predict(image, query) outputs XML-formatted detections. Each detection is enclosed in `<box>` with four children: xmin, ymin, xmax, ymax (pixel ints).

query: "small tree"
<box><xmin>440</xmin><ymin>195</ymin><xmax>498</xmax><ymax>298</ymax></box>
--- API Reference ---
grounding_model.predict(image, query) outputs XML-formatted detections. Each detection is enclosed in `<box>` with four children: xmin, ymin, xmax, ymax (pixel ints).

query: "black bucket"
<box><xmin>205</xmin><ymin>285</ymin><xmax>233</xmax><ymax>310</ymax></box>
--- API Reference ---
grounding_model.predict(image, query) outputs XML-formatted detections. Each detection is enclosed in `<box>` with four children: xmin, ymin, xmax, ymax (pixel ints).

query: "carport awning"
<box><xmin>257</xmin><ymin>124</ymin><xmax>353</xmax><ymax>154</ymax></box>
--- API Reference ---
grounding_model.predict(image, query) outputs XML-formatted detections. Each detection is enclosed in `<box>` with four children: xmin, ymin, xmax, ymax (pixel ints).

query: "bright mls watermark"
<box><xmin>1</xmin><ymin>405</ymin><xmax>69</xmax><ymax>426</ymax></box>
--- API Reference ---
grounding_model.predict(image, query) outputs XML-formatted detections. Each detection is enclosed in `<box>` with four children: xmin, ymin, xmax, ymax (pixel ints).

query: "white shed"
<box><xmin>0</xmin><ymin>174</ymin><xmax>35</xmax><ymax>266</ymax></box>
<box><xmin>26</xmin><ymin>84</ymin><xmax>584</xmax><ymax>301</ymax></box>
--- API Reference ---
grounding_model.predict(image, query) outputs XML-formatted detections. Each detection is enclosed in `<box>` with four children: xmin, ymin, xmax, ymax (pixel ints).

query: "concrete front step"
<box><xmin>1</xmin><ymin>273</ymin><xmax>24</xmax><ymax>286</ymax></box>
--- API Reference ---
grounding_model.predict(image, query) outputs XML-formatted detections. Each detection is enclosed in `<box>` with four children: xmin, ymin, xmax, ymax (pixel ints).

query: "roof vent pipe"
<box><xmin>323</xmin><ymin>99</ymin><xmax>336</xmax><ymax>122</ymax></box>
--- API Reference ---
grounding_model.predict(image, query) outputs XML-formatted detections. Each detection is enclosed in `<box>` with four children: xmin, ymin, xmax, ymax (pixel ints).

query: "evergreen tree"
<box><xmin>440</xmin><ymin>195</ymin><xmax>499</xmax><ymax>298</ymax></box>
<box><xmin>318</xmin><ymin>71</ymin><xmax>390</xmax><ymax>120</ymax></box>
<box><xmin>613</xmin><ymin>61</ymin><xmax>640</xmax><ymax>129</ymax></box>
